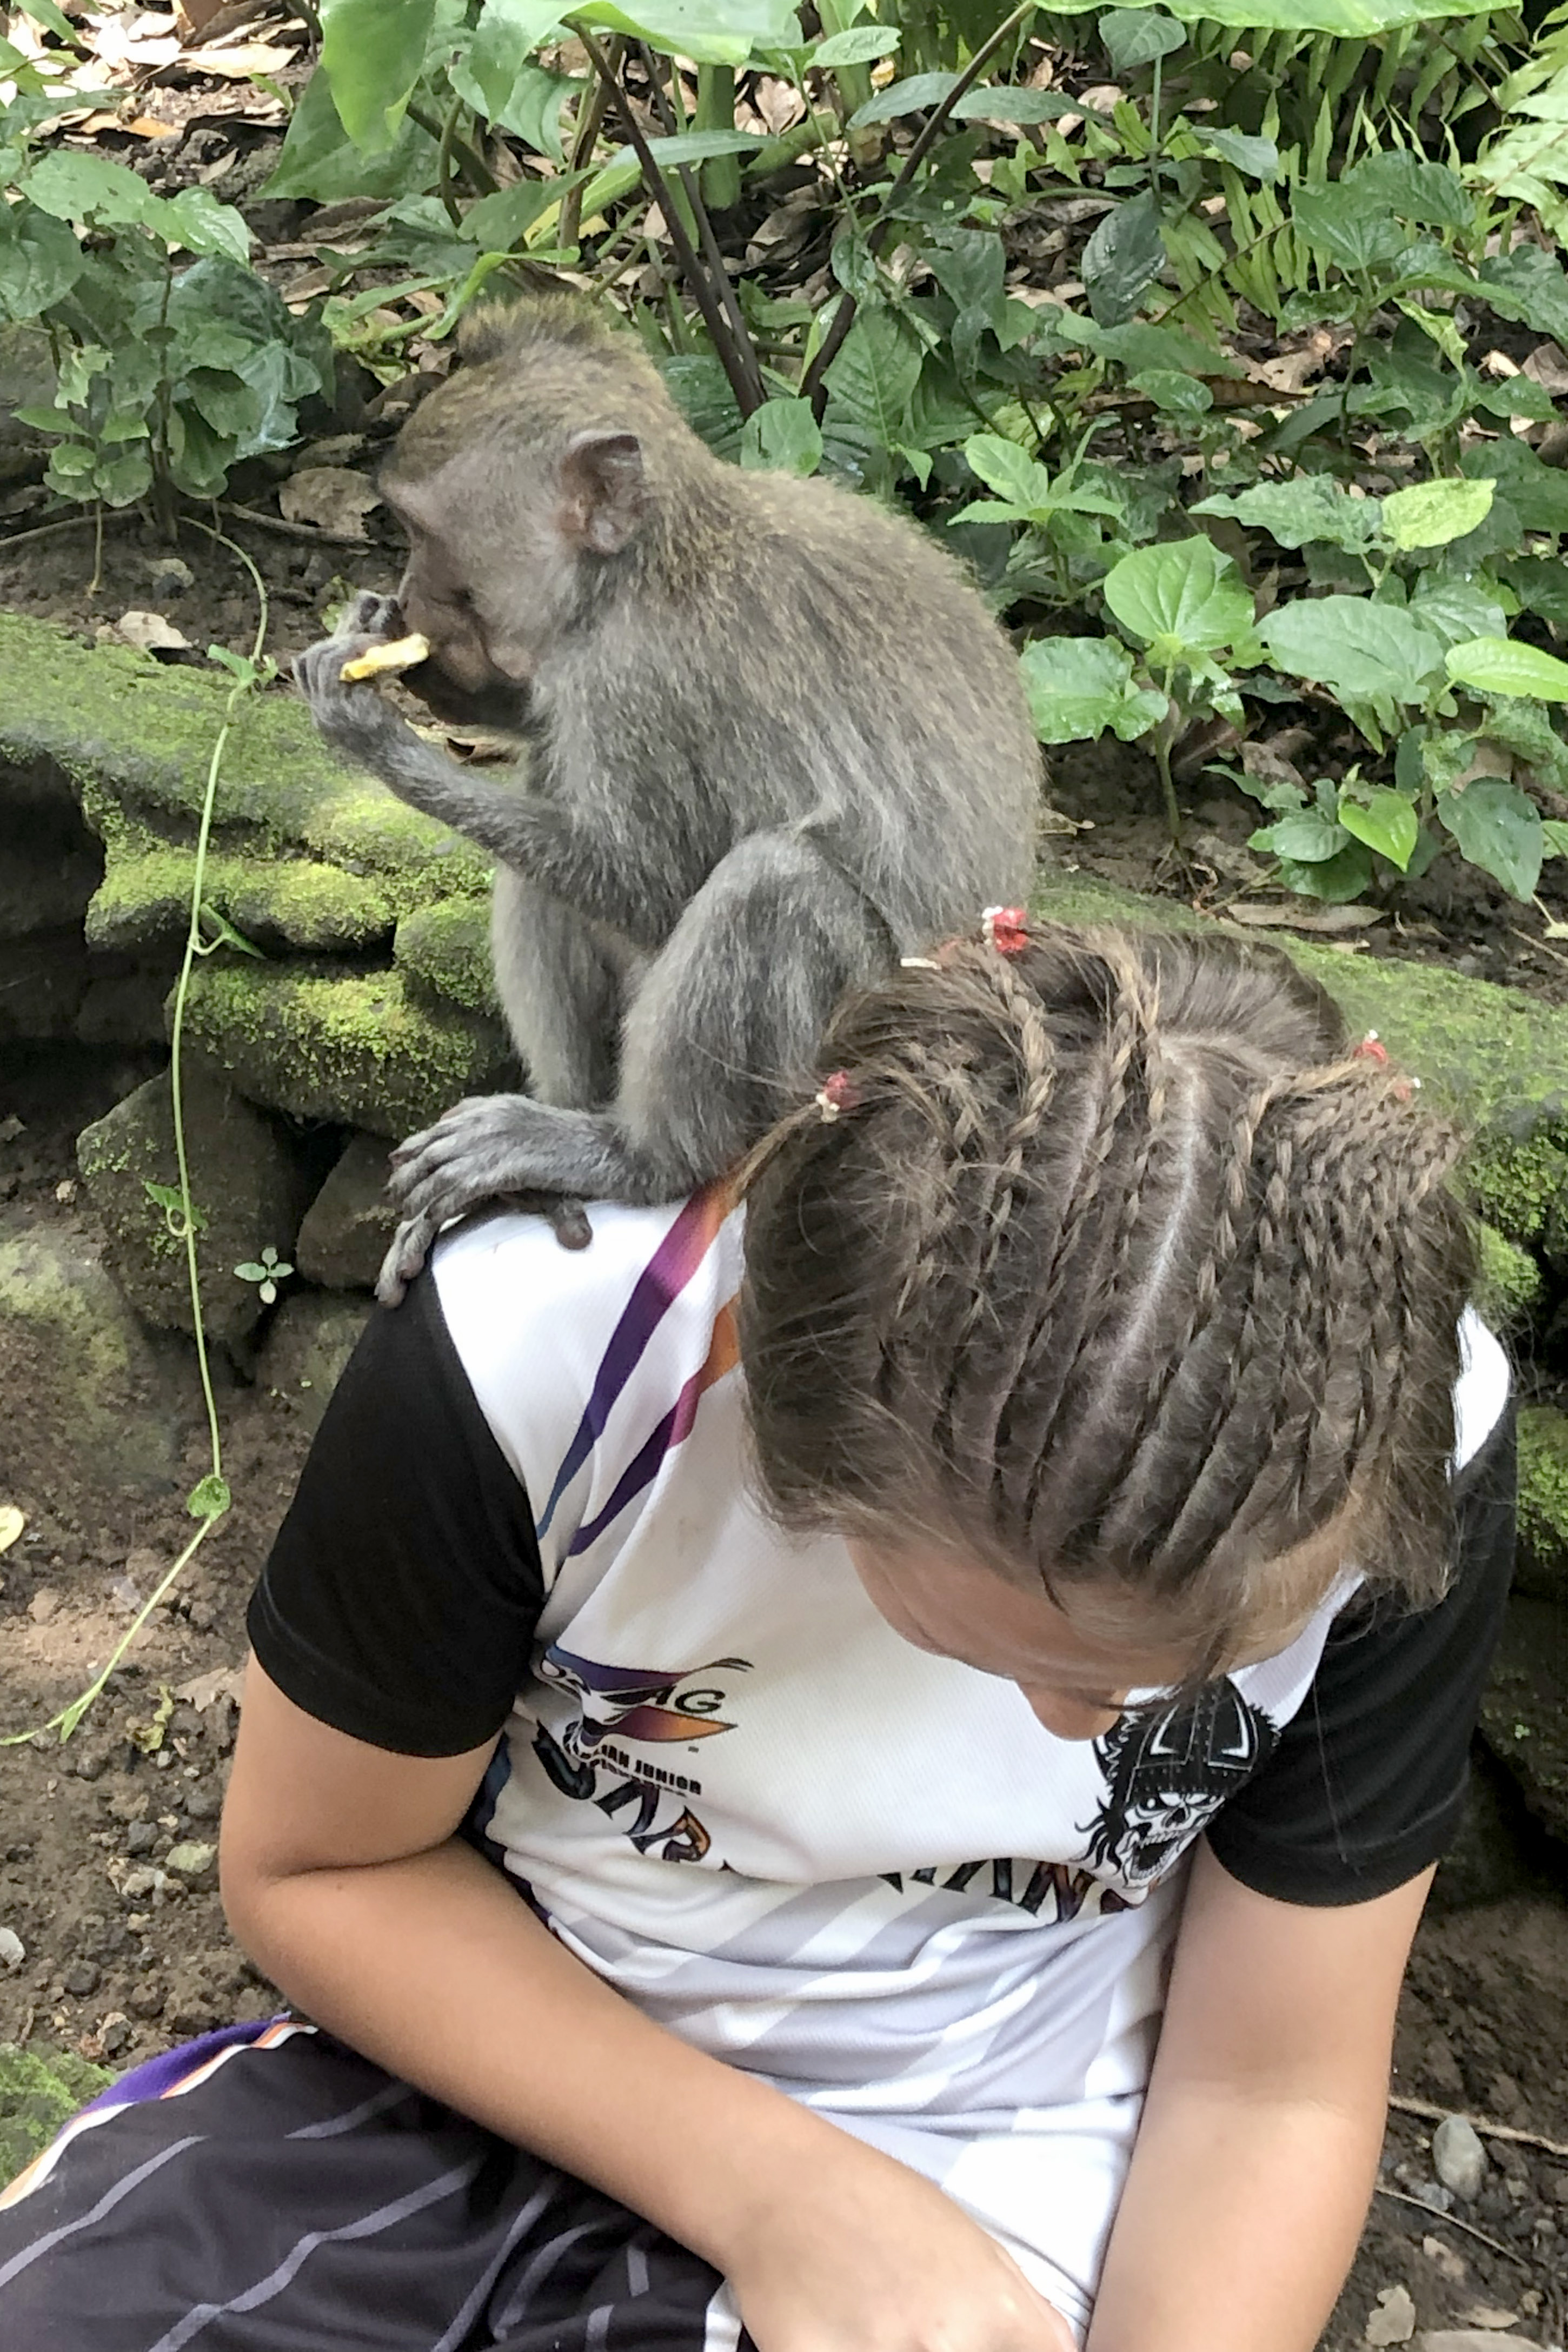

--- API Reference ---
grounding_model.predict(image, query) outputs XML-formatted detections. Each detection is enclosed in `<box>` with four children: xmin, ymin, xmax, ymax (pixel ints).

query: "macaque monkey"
<box><xmin>295</xmin><ymin>300</ymin><xmax>1042</xmax><ymax>1305</ymax></box>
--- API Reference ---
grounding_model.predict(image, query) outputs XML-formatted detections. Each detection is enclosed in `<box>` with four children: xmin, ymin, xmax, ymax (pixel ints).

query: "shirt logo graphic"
<box><xmin>530</xmin><ymin>1643</ymin><xmax>750</xmax><ymax>1866</ymax></box>
<box><xmin>1082</xmin><ymin>1680</ymin><xmax>1277</xmax><ymax>1888</ymax></box>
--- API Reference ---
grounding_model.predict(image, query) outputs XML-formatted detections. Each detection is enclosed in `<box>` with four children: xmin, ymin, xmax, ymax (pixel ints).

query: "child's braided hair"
<box><xmin>737</xmin><ymin>921</ymin><xmax>1475</xmax><ymax>1666</ymax></box>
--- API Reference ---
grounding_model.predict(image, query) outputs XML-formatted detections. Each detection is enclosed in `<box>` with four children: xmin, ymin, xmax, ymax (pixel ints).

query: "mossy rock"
<box><xmin>0</xmin><ymin>612</ymin><xmax>492</xmax><ymax>896</ymax></box>
<box><xmin>394</xmin><ymin>896</ymin><xmax>499</xmax><ymax>1015</ymax></box>
<box><xmin>0</xmin><ymin>2043</ymin><xmax>111</xmax><ymax>2188</ymax></box>
<box><xmin>1033</xmin><ymin>871</ymin><xmax>1568</xmax><ymax>1234</ymax></box>
<box><xmin>87</xmin><ymin>850</ymin><xmax>396</xmax><ymax>957</ymax></box>
<box><xmin>77</xmin><ymin>1066</ymin><xmax>313</xmax><ymax>1344</ymax></box>
<box><xmin>1474</xmin><ymin>1222</ymin><xmax>1544</xmax><ymax>1333</ymax></box>
<box><xmin>256</xmin><ymin>1291</ymin><xmax>373</xmax><ymax>1433</ymax></box>
<box><xmin>0</xmin><ymin>1217</ymin><xmax>200</xmax><ymax>1495</ymax></box>
<box><xmin>1516</xmin><ymin>1404</ymin><xmax>1568</xmax><ymax>1605</ymax></box>
<box><xmin>180</xmin><ymin>960</ymin><xmax>513</xmax><ymax>1137</ymax></box>
<box><xmin>1477</xmin><ymin>1593</ymin><xmax>1568</xmax><ymax>1841</ymax></box>
<box><xmin>295</xmin><ymin>1132</ymin><xmax>395</xmax><ymax>1291</ymax></box>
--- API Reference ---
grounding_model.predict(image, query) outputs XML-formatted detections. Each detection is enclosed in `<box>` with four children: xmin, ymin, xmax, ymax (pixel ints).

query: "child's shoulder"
<box><xmin>429</xmin><ymin>1190</ymin><xmax>745</xmax><ymax>1532</ymax></box>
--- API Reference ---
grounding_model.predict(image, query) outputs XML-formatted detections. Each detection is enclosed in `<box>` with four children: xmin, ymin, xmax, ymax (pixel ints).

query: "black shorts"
<box><xmin>0</xmin><ymin>2019</ymin><xmax>743</xmax><ymax>2351</ymax></box>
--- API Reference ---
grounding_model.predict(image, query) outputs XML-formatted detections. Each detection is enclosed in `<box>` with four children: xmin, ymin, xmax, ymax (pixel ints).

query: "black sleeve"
<box><xmin>1206</xmin><ymin>1401</ymin><xmax>1516</xmax><ymax>1906</ymax></box>
<box><xmin>246</xmin><ymin>1269</ymin><xmax>546</xmax><ymax>1757</ymax></box>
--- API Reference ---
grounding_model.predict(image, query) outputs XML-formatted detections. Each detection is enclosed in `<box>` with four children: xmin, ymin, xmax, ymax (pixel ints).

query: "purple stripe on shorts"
<box><xmin>74</xmin><ymin>2019</ymin><xmax>291</xmax><ymax>2122</ymax></box>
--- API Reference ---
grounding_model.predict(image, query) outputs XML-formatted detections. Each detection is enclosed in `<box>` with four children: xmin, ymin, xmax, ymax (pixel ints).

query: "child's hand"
<box><xmin>723</xmin><ymin>2139</ymin><xmax>1078</xmax><ymax>2352</ymax></box>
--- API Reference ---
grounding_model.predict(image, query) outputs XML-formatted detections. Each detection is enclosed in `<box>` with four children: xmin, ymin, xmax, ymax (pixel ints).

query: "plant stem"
<box><xmin>801</xmin><ymin>0</ymin><xmax>1038</xmax><ymax>418</ymax></box>
<box><xmin>695</xmin><ymin>64</ymin><xmax>741</xmax><ymax>210</ymax></box>
<box><xmin>406</xmin><ymin>97</ymin><xmax>498</xmax><ymax>195</ymax></box>
<box><xmin>579</xmin><ymin>26</ymin><xmax>765</xmax><ymax>416</ymax></box>
<box><xmin>559</xmin><ymin>36</ymin><xmax>623</xmax><ymax>251</ymax></box>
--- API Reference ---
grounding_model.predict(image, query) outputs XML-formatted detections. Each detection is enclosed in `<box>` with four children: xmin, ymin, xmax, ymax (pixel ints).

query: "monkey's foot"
<box><xmin>378</xmin><ymin>1094</ymin><xmax>603</xmax><ymax>1305</ymax></box>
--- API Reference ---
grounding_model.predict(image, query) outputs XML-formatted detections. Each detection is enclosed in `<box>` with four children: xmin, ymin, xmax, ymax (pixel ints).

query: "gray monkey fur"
<box><xmin>294</xmin><ymin>301</ymin><xmax>1041</xmax><ymax>1304</ymax></box>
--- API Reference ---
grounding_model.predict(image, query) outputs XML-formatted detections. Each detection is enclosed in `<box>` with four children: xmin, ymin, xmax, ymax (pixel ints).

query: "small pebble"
<box><xmin>63</xmin><ymin>1960</ymin><xmax>99</xmax><ymax>1997</ymax></box>
<box><xmin>125</xmin><ymin>1819</ymin><xmax>157</xmax><ymax>1855</ymax></box>
<box><xmin>119</xmin><ymin>1866</ymin><xmax>167</xmax><ymax>1901</ymax></box>
<box><xmin>98</xmin><ymin>2017</ymin><xmax>132</xmax><ymax>2057</ymax></box>
<box><xmin>1432</xmin><ymin>2115</ymin><xmax>1487</xmax><ymax>2203</ymax></box>
<box><xmin>164</xmin><ymin>1841</ymin><xmax>216</xmax><ymax>1881</ymax></box>
<box><xmin>1365</xmin><ymin>2282</ymin><xmax>1416</xmax><ymax>2344</ymax></box>
<box><xmin>182</xmin><ymin>1785</ymin><xmax>221</xmax><ymax>1823</ymax></box>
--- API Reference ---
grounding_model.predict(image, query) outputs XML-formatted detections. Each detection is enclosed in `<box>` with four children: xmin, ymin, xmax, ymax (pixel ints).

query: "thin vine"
<box><xmin>1</xmin><ymin>528</ymin><xmax>273</xmax><ymax>1749</ymax></box>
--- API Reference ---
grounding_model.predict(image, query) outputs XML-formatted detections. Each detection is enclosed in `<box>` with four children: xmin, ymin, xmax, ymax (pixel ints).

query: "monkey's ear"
<box><xmin>557</xmin><ymin>429</ymin><xmax>646</xmax><ymax>555</ymax></box>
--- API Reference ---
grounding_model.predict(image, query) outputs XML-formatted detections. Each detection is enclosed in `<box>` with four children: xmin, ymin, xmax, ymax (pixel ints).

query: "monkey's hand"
<box><xmin>378</xmin><ymin>1093</ymin><xmax>597</xmax><ymax>1306</ymax></box>
<box><xmin>294</xmin><ymin>592</ymin><xmax>424</xmax><ymax>777</ymax></box>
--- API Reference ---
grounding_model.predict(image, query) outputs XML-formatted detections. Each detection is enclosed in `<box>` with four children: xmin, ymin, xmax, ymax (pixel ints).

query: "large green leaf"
<box><xmin>1099</xmin><ymin>8</ymin><xmax>1185</xmax><ymax>72</ymax></box>
<box><xmin>1103</xmin><ymin>539</ymin><xmax>1254</xmax><ymax>659</ymax></box>
<box><xmin>847</xmin><ymin>71</ymin><xmax>958</xmax><ymax>128</ymax></box>
<box><xmin>1153</xmin><ymin>0</ymin><xmax>1500</xmax><ymax>24</ymax></box>
<box><xmin>1477</xmin><ymin>244</ymin><xmax>1568</xmax><ymax>347</ymax></box>
<box><xmin>1345</xmin><ymin>151</ymin><xmax>1472</xmax><ymax>229</ymax></box>
<box><xmin>0</xmin><ymin>202</ymin><xmax>85</xmax><ymax>318</ymax></box>
<box><xmin>1439</xmin><ymin>776</ymin><xmax>1544</xmax><ymax>899</ymax></box>
<box><xmin>451</xmin><ymin>56</ymin><xmax>580</xmax><ymax>159</ymax></box>
<box><xmin>822</xmin><ymin>307</ymin><xmax>922</xmax><ymax>450</ymax></box>
<box><xmin>1252</xmin><ymin>807</ymin><xmax>1351</xmax><ymax>861</ymax></box>
<box><xmin>740</xmin><ymin>396</ymin><xmax>822</xmax><ymax>476</ymax></box>
<box><xmin>262</xmin><ymin>64</ymin><xmax>440</xmax><ymax>200</ymax></box>
<box><xmin>1082</xmin><ymin>190</ymin><xmax>1165</xmax><ymax>328</ymax></box>
<box><xmin>1258</xmin><ymin>598</ymin><xmax>1446</xmax><ymax>702</ymax></box>
<box><xmin>22</xmin><ymin>150</ymin><xmax>156</xmax><ymax>228</ymax></box>
<box><xmin>572</xmin><ymin>0</ymin><xmax>800</xmax><ymax>61</ymax></box>
<box><xmin>320</xmin><ymin>0</ymin><xmax>436</xmax><ymax>153</ymax></box>
<box><xmin>1291</xmin><ymin>180</ymin><xmax>1412</xmax><ymax>274</ymax></box>
<box><xmin>1019</xmin><ymin>636</ymin><xmax>1167</xmax><ymax>743</ymax></box>
<box><xmin>1193</xmin><ymin>477</ymin><xmax>1381</xmax><ymax>553</ymax></box>
<box><xmin>1337</xmin><ymin>787</ymin><xmax>1419</xmax><ymax>870</ymax></box>
<box><xmin>1380</xmin><ymin>477</ymin><xmax>1494</xmax><ymax>552</ymax></box>
<box><xmin>813</xmin><ymin>24</ymin><xmax>900</xmax><ymax>64</ymax></box>
<box><xmin>1446</xmin><ymin>637</ymin><xmax>1568</xmax><ymax>702</ymax></box>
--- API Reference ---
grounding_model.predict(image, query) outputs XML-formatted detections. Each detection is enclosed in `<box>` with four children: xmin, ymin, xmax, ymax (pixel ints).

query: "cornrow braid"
<box><xmin>738</xmin><ymin>922</ymin><xmax>1475</xmax><ymax>1668</ymax></box>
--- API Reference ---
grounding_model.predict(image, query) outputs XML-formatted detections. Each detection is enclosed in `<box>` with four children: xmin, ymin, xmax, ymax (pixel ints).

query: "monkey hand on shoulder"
<box><xmin>378</xmin><ymin>1095</ymin><xmax>599</xmax><ymax>1307</ymax></box>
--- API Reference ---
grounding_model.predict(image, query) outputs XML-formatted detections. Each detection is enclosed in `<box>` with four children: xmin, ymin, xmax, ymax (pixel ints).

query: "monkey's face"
<box><xmin>386</xmin><ymin>515</ymin><xmax>534</xmax><ymax>733</ymax></box>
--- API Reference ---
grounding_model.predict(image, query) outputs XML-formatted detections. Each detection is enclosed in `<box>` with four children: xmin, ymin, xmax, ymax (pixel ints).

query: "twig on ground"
<box><xmin>1374</xmin><ymin>2185</ymin><xmax>1531</xmax><ymax>2264</ymax></box>
<box><xmin>216</xmin><ymin>501</ymin><xmax>387</xmax><ymax>549</ymax></box>
<box><xmin>1388</xmin><ymin>2094</ymin><xmax>1568</xmax><ymax>2162</ymax></box>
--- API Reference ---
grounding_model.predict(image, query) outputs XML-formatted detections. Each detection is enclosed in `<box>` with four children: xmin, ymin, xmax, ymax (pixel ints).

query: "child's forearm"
<box><xmin>225</xmin><ymin>1832</ymin><xmax>848</xmax><ymax>2272</ymax></box>
<box><xmin>1084</xmin><ymin>2079</ymin><xmax>1385</xmax><ymax>2352</ymax></box>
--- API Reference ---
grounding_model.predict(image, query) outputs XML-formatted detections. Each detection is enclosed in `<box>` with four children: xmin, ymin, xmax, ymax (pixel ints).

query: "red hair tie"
<box><xmin>1352</xmin><ymin>1031</ymin><xmax>1388</xmax><ymax>1065</ymax></box>
<box><xmin>815</xmin><ymin>1071</ymin><xmax>859</xmax><ymax>1122</ymax></box>
<box><xmin>982</xmin><ymin>906</ymin><xmax>1030</xmax><ymax>956</ymax></box>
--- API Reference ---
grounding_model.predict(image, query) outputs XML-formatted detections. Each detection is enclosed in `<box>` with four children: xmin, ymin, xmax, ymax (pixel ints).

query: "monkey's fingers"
<box><xmin>376</xmin><ymin>1211</ymin><xmax>442</xmax><ymax>1307</ymax></box>
<box><xmin>341</xmin><ymin>632</ymin><xmax>431</xmax><ymax>683</ymax></box>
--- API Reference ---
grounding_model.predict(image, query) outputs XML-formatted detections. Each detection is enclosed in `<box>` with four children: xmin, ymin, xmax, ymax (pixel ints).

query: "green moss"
<box><xmin>1516</xmin><ymin>1404</ymin><xmax>1568</xmax><ymax>1603</ymax></box>
<box><xmin>0</xmin><ymin>611</ymin><xmax>493</xmax><ymax>896</ymax></box>
<box><xmin>1032</xmin><ymin>869</ymin><xmax>1568</xmax><ymax>1227</ymax></box>
<box><xmin>180</xmin><ymin>959</ymin><xmax>511</xmax><ymax>1135</ymax></box>
<box><xmin>394</xmin><ymin>896</ymin><xmax>499</xmax><ymax>1014</ymax></box>
<box><xmin>86</xmin><ymin>849</ymin><xmax>395</xmax><ymax>955</ymax></box>
<box><xmin>1474</xmin><ymin>1221</ymin><xmax>1544</xmax><ymax>1330</ymax></box>
<box><xmin>0</xmin><ymin>2045</ymin><xmax>112</xmax><ymax>2188</ymax></box>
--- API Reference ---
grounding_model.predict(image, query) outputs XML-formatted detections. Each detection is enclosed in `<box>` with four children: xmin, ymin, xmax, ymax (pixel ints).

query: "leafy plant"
<box><xmin>235</xmin><ymin>1246</ymin><xmax>294</xmax><ymax>1307</ymax></box>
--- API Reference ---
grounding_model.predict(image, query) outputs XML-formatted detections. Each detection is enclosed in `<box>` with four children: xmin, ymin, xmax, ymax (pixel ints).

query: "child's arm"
<box><xmin>1084</xmin><ymin>1839</ymin><xmax>1432</xmax><ymax>2352</ymax></box>
<box><xmin>221</xmin><ymin>1657</ymin><xmax>1075</xmax><ymax>2352</ymax></box>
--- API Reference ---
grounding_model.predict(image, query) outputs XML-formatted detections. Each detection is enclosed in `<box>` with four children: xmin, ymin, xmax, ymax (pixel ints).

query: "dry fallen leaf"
<box><xmin>116</xmin><ymin>609</ymin><xmax>190</xmax><ymax>653</ymax></box>
<box><xmin>0</xmin><ymin>1505</ymin><xmax>25</xmax><ymax>1556</ymax></box>
<box><xmin>1366</xmin><ymin>2283</ymin><xmax>1417</xmax><ymax>2347</ymax></box>
<box><xmin>174</xmin><ymin>1663</ymin><xmax>245</xmax><ymax>1712</ymax></box>
<box><xmin>1419</xmin><ymin>2236</ymin><xmax>1467</xmax><ymax>2284</ymax></box>
<box><xmin>1226</xmin><ymin>901</ymin><xmax>1384</xmax><ymax>934</ymax></box>
<box><xmin>195</xmin><ymin>40</ymin><xmax>299</xmax><ymax>77</ymax></box>
<box><xmin>1453</xmin><ymin>2313</ymin><xmax>1522</xmax><ymax>2331</ymax></box>
<box><xmin>280</xmin><ymin>465</ymin><xmax>382</xmax><ymax>539</ymax></box>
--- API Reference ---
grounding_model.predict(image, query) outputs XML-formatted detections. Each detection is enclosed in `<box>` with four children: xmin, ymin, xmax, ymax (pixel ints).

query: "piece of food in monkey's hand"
<box><xmin>340</xmin><ymin>632</ymin><xmax>431</xmax><ymax>683</ymax></box>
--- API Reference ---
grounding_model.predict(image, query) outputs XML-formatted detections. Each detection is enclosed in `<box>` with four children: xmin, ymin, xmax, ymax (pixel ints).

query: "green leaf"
<box><xmin>1407</xmin><ymin>579</ymin><xmax>1508</xmax><ymax>651</ymax></box>
<box><xmin>319</xmin><ymin>0</ymin><xmax>436</xmax><ymax>153</ymax></box>
<box><xmin>1477</xmin><ymin>244</ymin><xmax>1568</xmax><ymax>347</ymax></box>
<box><xmin>1102</xmin><ymin>538</ymin><xmax>1254</xmax><ymax>659</ymax></box>
<box><xmin>1345</xmin><ymin>150</ymin><xmax>1472</xmax><ymax>229</ymax></box>
<box><xmin>1082</xmin><ymin>189</ymin><xmax>1165</xmax><ymax>328</ymax></box>
<box><xmin>739</xmin><ymin>395</ymin><xmax>822</xmax><ymax>475</ymax></box>
<box><xmin>847</xmin><ymin>71</ymin><xmax>958</xmax><ymax>129</ymax></box>
<box><xmin>614</xmin><ymin>127</ymin><xmax>765</xmax><ymax>164</ymax></box>
<box><xmin>1019</xmin><ymin>635</ymin><xmax>1167</xmax><ymax>743</ymax></box>
<box><xmin>813</xmin><ymin>24</ymin><xmax>900</xmax><ymax>64</ymax></box>
<box><xmin>822</xmin><ymin>306</ymin><xmax>922</xmax><ymax>448</ymax></box>
<box><xmin>1337</xmin><ymin>787</ymin><xmax>1419</xmax><ymax>870</ymax></box>
<box><xmin>459</xmin><ymin>180</ymin><xmax>560</xmax><ymax>248</ymax></box>
<box><xmin>451</xmin><ymin>55</ymin><xmax>580</xmax><ymax>160</ymax></box>
<box><xmin>1290</xmin><ymin>180</ymin><xmax>1412</xmax><ymax>274</ymax></box>
<box><xmin>1275</xmin><ymin>840</ymin><xmax>1376</xmax><ymax>902</ymax></box>
<box><xmin>21</xmin><ymin>149</ymin><xmax>154</xmax><ymax>228</ymax></box>
<box><xmin>1439</xmin><ymin>776</ymin><xmax>1544</xmax><ymax>899</ymax></box>
<box><xmin>234</xmin><ymin>1261</ymin><xmax>269</xmax><ymax>1282</ymax></box>
<box><xmin>1462</xmin><ymin>439</ymin><xmax>1568</xmax><ymax>537</ymax></box>
<box><xmin>262</xmin><ymin>63</ymin><xmax>440</xmax><ymax>200</ymax></box>
<box><xmin>1190</xmin><ymin>125</ymin><xmax>1277</xmax><ymax>177</ymax></box>
<box><xmin>0</xmin><ymin>203</ymin><xmax>84</xmax><ymax>318</ymax></box>
<box><xmin>1251</xmin><ymin>808</ymin><xmax>1351</xmax><ymax>861</ymax></box>
<box><xmin>948</xmin><ymin>85</ymin><xmax>1084</xmax><ymax>123</ymax></box>
<box><xmin>1099</xmin><ymin>8</ymin><xmax>1185</xmax><ymax>72</ymax></box>
<box><xmin>1258</xmin><ymin>598</ymin><xmax>1446</xmax><ymax>703</ymax></box>
<box><xmin>16</xmin><ymin>0</ymin><xmax>77</xmax><ymax>38</ymax></box>
<box><xmin>161</xmin><ymin>188</ymin><xmax>252</xmax><ymax>263</ymax></box>
<box><xmin>1130</xmin><ymin>367</ymin><xmax>1212</xmax><ymax>414</ymax></box>
<box><xmin>187</xmin><ymin>1473</ymin><xmax>231</xmax><ymax>1521</ymax></box>
<box><xmin>468</xmin><ymin>0</ymin><xmax>567</xmax><ymax>97</ymax></box>
<box><xmin>964</xmin><ymin>431</ymin><xmax>1051</xmax><ymax>509</ymax></box>
<box><xmin>1445</xmin><ymin>636</ymin><xmax>1568</xmax><ymax>702</ymax></box>
<box><xmin>1501</xmin><ymin>557</ymin><xmax>1568</xmax><ymax>632</ymax></box>
<box><xmin>142</xmin><ymin>1179</ymin><xmax>207</xmax><ymax>1229</ymax></box>
<box><xmin>1193</xmin><ymin>477</ymin><xmax>1381</xmax><ymax>553</ymax></box>
<box><xmin>1152</xmin><ymin>0</ymin><xmax>1487</xmax><ymax>24</ymax></box>
<box><xmin>1543</xmin><ymin>819</ymin><xmax>1568</xmax><ymax>859</ymax></box>
<box><xmin>1381</xmin><ymin>477</ymin><xmax>1494</xmax><ymax>553</ymax></box>
<box><xmin>572</xmin><ymin>0</ymin><xmax>799</xmax><ymax>63</ymax></box>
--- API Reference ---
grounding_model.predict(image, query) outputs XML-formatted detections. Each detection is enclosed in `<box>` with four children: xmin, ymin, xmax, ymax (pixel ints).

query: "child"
<box><xmin>0</xmin><ymin>921</ymin><xmax>1513</xmax><ymax>2352</ymax></box>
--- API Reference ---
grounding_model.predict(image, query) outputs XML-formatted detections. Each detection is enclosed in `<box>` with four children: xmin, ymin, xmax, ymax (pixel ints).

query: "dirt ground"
<box><xmin>1</xmin><ymin>1053</ymin><xmax>1565</xmax><ymax>2350</ymax></box>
